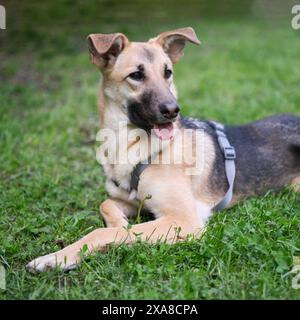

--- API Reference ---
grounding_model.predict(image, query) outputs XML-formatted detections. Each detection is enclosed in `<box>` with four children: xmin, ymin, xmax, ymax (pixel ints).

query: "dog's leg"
<box><xmin>26</xmin><ymin>215</ymin><xmax>198</xmax><ymax>272</ymax></box>
<box><xmin>100</xmin><ymin>199</ymin><xmax>136</xmax><ymax>228</ymax></box>
<box><xmin>27</xmin><ymin>167</ymin><xmax>205</xmax><ymax>272</ymax></box>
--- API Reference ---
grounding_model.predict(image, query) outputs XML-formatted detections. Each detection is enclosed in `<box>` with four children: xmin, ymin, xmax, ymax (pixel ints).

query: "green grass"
<box><xmin>0</xmin><ymin>1</ymin><xmax>300</xmax><ymax>299</ymax></box>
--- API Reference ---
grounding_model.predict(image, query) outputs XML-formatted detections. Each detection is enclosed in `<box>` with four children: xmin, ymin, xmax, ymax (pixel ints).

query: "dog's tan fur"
<box><xmin>27</xmin><ymin>27</ymin><xmax>299</xmax><ymax>272</ymax></box>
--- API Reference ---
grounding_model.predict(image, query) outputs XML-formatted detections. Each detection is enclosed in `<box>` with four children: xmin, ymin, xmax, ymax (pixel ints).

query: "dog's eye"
<box><xmin>128</xmin><ymin>71</ymin><xmax>144</xmax><ymax>81</ymax></box>
<box><xmin>164</xmin><ymin>68</ymin><xmax>173</xmax><ymax>79</ymax></box>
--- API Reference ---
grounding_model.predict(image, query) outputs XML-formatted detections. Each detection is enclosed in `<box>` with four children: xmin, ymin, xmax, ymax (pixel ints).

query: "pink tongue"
<box><xmin>153</xmin><ymin>123</ymin><xmax>174</xmax><ymax>140</ymax></box>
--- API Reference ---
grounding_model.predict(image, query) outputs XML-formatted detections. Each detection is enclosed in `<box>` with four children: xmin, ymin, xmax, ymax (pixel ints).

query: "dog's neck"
<box><xmin>99</xmin><ymin>80</ymin><xmax>128</xmax><ymax>132</ymax></box>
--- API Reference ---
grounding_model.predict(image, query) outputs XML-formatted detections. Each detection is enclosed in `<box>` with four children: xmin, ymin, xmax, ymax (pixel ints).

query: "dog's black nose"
<box><xmin>159</xmin><ymin>101</ymin><xmax>180</xmax><ymax>120</ymax></box>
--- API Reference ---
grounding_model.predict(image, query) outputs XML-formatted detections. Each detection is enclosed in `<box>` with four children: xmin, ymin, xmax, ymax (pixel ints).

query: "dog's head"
<box><xmin>87</xmin><ymin>27</ymin><xmax>200</xmax><ymax>140</ymax></box>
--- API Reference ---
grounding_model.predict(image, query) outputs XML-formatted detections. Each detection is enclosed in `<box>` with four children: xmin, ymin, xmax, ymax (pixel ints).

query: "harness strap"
<box><xmin>130</xmin><ymin>161</ymin><xmax>149</xmax><ymax>192</ymax></box>
<box><xmin>129</xmin><ymin>153</ymin><xmax>157</xmax><ymax>201</ymax></box>
<box><xmin>129</xmin><ymin>121</ymin><xmax>236</xmax><ymax>212</ymax></box>
<box><xmin>207</xmin><ymin>121</ymin><xmax>236</xmax><ymax>212</ymax></box>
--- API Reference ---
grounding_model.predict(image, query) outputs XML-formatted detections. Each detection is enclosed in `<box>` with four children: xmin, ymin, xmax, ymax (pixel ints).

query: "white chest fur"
<box><xmin>97</xmin><ymin>116</ymin><xmax>169</xmax><ymax>200</ymax></box>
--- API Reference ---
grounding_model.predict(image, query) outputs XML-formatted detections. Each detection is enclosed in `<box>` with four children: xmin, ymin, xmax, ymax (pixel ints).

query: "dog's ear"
<box><xmin>152</xmin><ymin>27</ymin><xmax>200</xmax><ymax>64</ymax></box>
<box><xmin>87</xmin><ymin>33</ymin><xmax>129</xmax><ymax>69</ymax></box>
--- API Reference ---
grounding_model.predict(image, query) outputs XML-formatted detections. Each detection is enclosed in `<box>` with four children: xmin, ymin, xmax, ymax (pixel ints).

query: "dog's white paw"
<box><xmin>26</xmin><ymin>252</ymin><xmax>77</xmax><ymax>272</ymax></box>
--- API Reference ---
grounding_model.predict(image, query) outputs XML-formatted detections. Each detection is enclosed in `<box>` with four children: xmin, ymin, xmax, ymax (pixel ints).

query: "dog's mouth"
<box><xmin>153</xmin><ymin>122</ymin><xmax>174</xmax><ymax>140</ymax></box>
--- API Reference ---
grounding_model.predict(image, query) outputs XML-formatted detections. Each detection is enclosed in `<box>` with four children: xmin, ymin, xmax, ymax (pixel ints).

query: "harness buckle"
<box><xmin>224</xmin><ymin>146</ymin><xmax>236</xmax><ymax>160</ymax></box>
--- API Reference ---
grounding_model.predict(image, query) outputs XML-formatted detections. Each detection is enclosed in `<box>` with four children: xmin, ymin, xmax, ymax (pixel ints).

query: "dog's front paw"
<box><xmin>26</xmin><ymin>252</ymin><xmax>78</xmax><ymax>272</ymax></box>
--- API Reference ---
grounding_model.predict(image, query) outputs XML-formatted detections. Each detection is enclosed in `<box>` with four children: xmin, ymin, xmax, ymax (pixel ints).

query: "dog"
<box><xmin>27</xmin><ymin>27</ymin><xmax>300</xmax><ymax>272</ymax></box>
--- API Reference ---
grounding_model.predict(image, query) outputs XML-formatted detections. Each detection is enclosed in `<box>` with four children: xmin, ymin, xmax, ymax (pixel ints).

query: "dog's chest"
<box><xmin>99</xmin><ymin>128</ymin><xmax>152</xmax><ymax>197</ymax></box>
<box><xmin>103</xmin><ymin>162</ymin><xmax>133</xmax><ymax>192</ymax></box>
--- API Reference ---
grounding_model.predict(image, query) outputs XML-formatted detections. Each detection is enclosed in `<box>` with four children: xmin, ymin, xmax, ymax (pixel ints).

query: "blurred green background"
<box><xmin>0</xmin><ymin>0</ymin><xmax>300</xmax><ymax>299</ymax></box>
<box><xmin>1</xmin><ymin>0</ymin><xmax>299</xmax><ymax>122</ymax></box>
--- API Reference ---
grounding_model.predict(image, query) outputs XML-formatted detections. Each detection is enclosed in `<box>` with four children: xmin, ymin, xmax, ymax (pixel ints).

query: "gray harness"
<box><xmin>130</xmin><ymin>121</ymin><xmax>236</xmax><ymax>212</ymax></box>
<box><xmin>207</xmin><ymin>121</ymin><xmax>236</xmax><ymax>211</ymax></box>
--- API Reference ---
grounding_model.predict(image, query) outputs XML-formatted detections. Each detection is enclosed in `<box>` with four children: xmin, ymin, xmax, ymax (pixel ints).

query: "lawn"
<box><xmin>0</xmin><ymin>0</ymin><xmax>300</xmax><ymax>299</ymax></box>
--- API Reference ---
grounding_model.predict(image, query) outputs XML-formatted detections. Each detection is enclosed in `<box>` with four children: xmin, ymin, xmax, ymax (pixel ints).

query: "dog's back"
<box><xmin>227</xmin><ymin>114</ymin><xmax>300</xmax><ymax>197</ymax></box>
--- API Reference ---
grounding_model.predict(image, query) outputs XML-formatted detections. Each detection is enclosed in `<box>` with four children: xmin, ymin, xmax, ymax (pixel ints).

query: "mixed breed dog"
<box><xmin>27</xmin><ymin>27</ymin><xmax>300</xmax><ymax>272</ymax></box>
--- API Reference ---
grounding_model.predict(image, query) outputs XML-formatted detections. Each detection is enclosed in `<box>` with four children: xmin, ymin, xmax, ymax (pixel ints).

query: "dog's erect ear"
<box><xmin>152</xmin><ymin>27</ymin><xmax>200</xmax><ymax>64</ymax></box>
<box><xmin>87</xmin><ymin>33</ymin><xmax>129</xmax><ymax>69</ymax></box>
